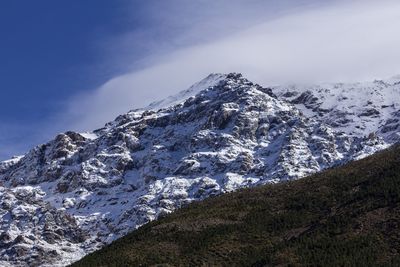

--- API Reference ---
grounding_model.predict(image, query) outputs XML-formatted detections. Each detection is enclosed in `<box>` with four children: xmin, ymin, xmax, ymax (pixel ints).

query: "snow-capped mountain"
<box><xmin>0</xmin><ymin>73</ymin><xmax>397</xmax><ymax>266</ymax></box>
<box><xmin>274</xmin><ymin>77</ymin><xmax>400</xmax><ymax>142</ymax></box>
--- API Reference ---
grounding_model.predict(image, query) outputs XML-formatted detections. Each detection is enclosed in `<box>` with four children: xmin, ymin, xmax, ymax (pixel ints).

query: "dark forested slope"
<box><xmin>72</xmin><ymin>145</ymin><xmax>400</xmax><ymax>267</ymax></box>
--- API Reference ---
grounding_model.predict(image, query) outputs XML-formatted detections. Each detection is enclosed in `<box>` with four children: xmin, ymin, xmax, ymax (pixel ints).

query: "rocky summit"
<box><xmin>0</xmin><ymin>73</ymin><xmax>398</xmax><ymax>266</ymax></box>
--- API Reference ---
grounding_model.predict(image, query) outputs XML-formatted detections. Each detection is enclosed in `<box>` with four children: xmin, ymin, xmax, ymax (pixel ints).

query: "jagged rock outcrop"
<box><xmin>0</xmin><ymin>73</ymin><xmax>397</xmax><ymax>266</ymax></box>
<box><xmin>274</xmin><ymin>77</ymin><xmax>400</xmax><ymax>142</ymax></box>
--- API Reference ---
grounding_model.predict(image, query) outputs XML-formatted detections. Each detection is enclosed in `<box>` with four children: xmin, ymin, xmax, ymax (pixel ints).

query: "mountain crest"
<box><xmin>0</xmin><ymin>73</ymin><xmax>396</xmax><ymax>266</ymax></box>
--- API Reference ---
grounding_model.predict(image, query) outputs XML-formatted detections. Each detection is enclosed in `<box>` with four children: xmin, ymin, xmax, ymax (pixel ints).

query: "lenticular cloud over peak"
<box><xmin>61</xmin><ymin>1</ymin><xmax>400</xmax><ymax>133</ymax></box>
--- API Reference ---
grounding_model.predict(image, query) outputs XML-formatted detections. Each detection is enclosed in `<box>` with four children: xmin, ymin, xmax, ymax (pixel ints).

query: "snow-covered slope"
<box><xmin>274</xmin><ymin>77</ymin><xmax>400</xmax><ymax>142</ymax></box>
<box><xmin>0</xmin><ymin>73</ymin><xmax>397</xmax><ymax>266</ymax></box>
<box><xmin>145</xmin><ymin>73</ymin><xmax>225</xmax><ymax>110</ymax></box>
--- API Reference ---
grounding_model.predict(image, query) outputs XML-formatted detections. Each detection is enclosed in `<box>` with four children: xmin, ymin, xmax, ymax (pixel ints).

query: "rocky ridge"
<box><xmin>0</xmin><ymin>73</ymin><xmax>397</xmax><ymax>266</ymax></box>
<box><xmin>274</xmin><ymin>77</ymin><xmax>400</xmax><ymax>142</ymax></box>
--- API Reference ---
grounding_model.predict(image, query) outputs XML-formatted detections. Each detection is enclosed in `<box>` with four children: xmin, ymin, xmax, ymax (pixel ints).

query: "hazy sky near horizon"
<box><xmin>1</xmin><ymin>0</ymin><xmax>400</xmax><ymax>160</ymax></box>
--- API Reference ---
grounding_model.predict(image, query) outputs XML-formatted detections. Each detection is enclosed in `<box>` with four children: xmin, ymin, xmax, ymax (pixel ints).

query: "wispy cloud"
<box><xmin>3</xmin><ymin>0</ymin><xmax>400</xmax><ymax>159</ymax></box>
<box><xmin>61</xmin><ymin>0</ymin><xmax>400</xmax><ymax>132</ymax></box>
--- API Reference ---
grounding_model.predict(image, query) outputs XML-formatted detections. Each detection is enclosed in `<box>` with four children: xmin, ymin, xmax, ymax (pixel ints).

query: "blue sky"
<box><xmin>0</xmin><ymin>1</ymin><xmax>131</xmax><ymax>158</ymax></box>
<box><xmin>0</xmin><ymin>0</ymin><xmax>178</xmax><ymax>159</ymax></box>
<box><xmin>1</xmin><ymin>1</ymin><xmax>119</xmax><ymax>118</ymax></box>
<box><xmin>0</xmin><ymin>0</ymin><xmax>310</xmax><ymax>159</ymax></box>
<box><xmin>1</xmin><ymin>0</ymin><xmax>400</xmax><ymax>160</ymax></box>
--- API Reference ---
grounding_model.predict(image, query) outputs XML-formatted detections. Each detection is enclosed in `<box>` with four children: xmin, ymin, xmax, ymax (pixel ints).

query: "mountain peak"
<box><xmin>145</xmin><ymin>73</ymin><xmax>227</xmax><ymax>111</ymax></box>
<box><xmin>0</xmin><ymin>74</ymin><xmax>397</xmax><ymax>266</ymax></box>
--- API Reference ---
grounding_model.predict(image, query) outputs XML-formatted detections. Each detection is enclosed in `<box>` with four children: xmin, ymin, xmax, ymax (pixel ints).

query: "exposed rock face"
<box><xmin>0</xmin><ymin>187</ymin><xmax>87</xmax><ymax>267</ymax></box>
<box><xmin>274</xmin><ymin>78</ymin><xmax>400</xmax><ymax>142</ymax></box>
<box><xmin>0</xmin><ymin>73</ymin><xmax>397</xmax><ymax>266</ymax></box>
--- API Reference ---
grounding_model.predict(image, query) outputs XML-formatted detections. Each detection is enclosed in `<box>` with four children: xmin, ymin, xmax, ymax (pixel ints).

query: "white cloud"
<box><xmin>3</xmin><ymin>0</ymin><xmax>400</xmax><ymax>160</ymax></box>
<box><xmin>61</xmin><ymin>0</ymin><xmax>400</xmax><ymax>132</ymax></box>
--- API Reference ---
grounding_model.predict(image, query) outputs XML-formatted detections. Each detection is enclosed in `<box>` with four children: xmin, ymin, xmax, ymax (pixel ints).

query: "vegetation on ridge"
<box><xmin>72</xmin><ymin>145</ymin><xmax>400</xmax><ymax>267</ymax></box>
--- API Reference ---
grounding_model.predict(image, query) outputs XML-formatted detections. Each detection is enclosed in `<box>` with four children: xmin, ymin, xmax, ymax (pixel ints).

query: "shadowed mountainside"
<box><xmin>72</xmin><ymin>144</ymin><xmax>400</xmax><ymax>267</ymax></box>
<box><xmin>3</xmin><ymin>73</ymin><xmax>394</xmax><ymax>266</ymax></box>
